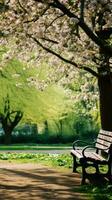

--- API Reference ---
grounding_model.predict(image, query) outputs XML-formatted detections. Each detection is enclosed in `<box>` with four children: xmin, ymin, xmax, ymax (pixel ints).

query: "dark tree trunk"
<box><xmin>3</xmin><ymin>125</ymin><xmax>14</xmax><ymax>145</ymax></box>
<box><xmin>96</xmin><ymin>27</ymin><xmax>112</xmax><ymax>131</ymax></box>
<box><xmin>59</xmin><ymin>119</ymin><xmax>63</xmax><ymax>136</ymax></box>
<box><xmin>0</xmin><ymin>96</ymin><xmax>23</xmax><ymax>145</ymax></box>
<box><xmin>4</xmin><ymin>131</ymin><xmax>12</xmax><ymax>145</ymax></box>
<box><xmin>98</xmin><ymin>73</ymin><xmax>112</xmax><ymax>131</ymax></box>
<box><xmin>44</xmin><ymin>120</ymin><xmax>49</xmax><ymax>135</ymax></box>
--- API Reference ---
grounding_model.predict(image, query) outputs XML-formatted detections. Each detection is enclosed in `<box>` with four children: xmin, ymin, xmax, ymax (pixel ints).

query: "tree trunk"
<box><xmin>4</xmin><ymin>130</ymin><xmax>12</xmax><ymax>145</ymax></box>
<box><xmin>44</xmin><ymin>120</ymin><xmax>49</xmax><ymax>135</ymax></box>
<box><xmin>95</xmin><ymin>28</ymin><xmax>112</xmax><ymax>131</ymax></box>
<box><xmin>98</xmin><ymin>73</ymin><xmax>112</xmax><ymax>131</ymax></box>
<box><xmin>59</xmin><ymin>119</ymin><xmax>63</xmax><ymax>136</ymax></box>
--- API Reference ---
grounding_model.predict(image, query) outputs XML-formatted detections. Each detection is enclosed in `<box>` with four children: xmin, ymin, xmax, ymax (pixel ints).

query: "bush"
<box><xmin>73</xmin><ymin>114</ymin><xmax>98</xmax><ymax>142</ymax></box>
<box><xmin>11</xmin><ymin>132</ymin><xmax>38</xmax><ymax>143</ymax></box>
<box><xmin>0</xmin><ymin>112</ymin><xmax>99</xmax><ymax>144</ymax></box>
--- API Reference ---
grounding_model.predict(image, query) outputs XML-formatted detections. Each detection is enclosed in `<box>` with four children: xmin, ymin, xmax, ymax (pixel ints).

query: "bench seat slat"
<box><xmin>96</xmin><ymin>138</ymin><xmax>111</xmax><ymax>148</ymax></box>
<box><xmin>71</xmin><ymin>149</ymin><xmax>106</xmax><ymax>161</ymax></box>
<box><xmin>95</xmin><ymin>143</ymin><xmax>109</xmax><ymax>152</ymax></box>
<box><xmin>71</xmin><ymin>149</ymin><xmax>82</xmax><ymax>159</ymax></box>
<box><xmin>100</xmin><ymin>129</ymin><xmax>112</xmax><ymax>137</ymax></box>
<box><xmin>97</xmin><ymin>135</ymin><xmax>112</xmax><ymax>143</ymax></box>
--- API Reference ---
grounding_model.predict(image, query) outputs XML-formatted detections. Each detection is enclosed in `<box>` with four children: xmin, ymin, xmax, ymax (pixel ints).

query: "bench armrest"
<box><xmin>82</xmin><ymin>145</ymin><xmax>96</xmax><ymax>157</ymax></box>
<box><xmin>73</xmin><ymin>140</ymin><xmax>96</xmax><ymax>150</ymax></box>
<box><xmin>82</xmin><ymin>145</ymin><xmax>110</xmax><ymax>158</ymax></box>
<box><xmin>73</xmin><ymin>140</ymin><xmax>88</xmax><ymax>150</ymax></box>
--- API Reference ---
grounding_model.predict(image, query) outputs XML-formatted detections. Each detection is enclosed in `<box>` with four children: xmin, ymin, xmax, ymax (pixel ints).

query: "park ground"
<box><xmin>0</xmin><ymin>161</ymin><xmax>90</xmax><ymax>200</ymax></box>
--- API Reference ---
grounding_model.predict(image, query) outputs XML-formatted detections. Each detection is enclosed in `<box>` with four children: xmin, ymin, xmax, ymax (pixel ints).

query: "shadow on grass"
<box><xmin>80</xmin><ymin>174</ymin><xmax>112</xmax><ymax>200</ymax></box>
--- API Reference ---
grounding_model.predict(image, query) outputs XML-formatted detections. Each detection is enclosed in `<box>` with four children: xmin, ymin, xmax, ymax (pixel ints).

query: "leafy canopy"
<box><xmin>0</xmin><ymin>47</ymin><xmax>70</xmax><ymax>124</ymax></box>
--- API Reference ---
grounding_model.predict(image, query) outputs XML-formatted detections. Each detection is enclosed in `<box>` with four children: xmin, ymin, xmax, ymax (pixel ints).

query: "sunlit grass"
<box><xmin>0</xmin><ymin>153</ymin><xmax>72</xmax><ymax>169</ymax></box>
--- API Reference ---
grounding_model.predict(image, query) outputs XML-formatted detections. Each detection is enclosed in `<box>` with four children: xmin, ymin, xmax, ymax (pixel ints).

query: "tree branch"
<box><xmin>40</xmin><ymin>37</ymin><xmax>58</xmax><ymax>44</ymax></box>
<box><xmin>45</xmin><ymin>13</ymin><xmax>65</xmax><ymax>31</ymax></box>
<box><xmin>28</xmin><ymin>34</ymin><xmax>78</xmax><ymax>67</ymax></box>
<box><xmin>24</xmin><ymin>5</ymin><xmax>50</xmax><ymax>23</ymax></box>
<box><xmin>80</xmin><ymin>0</ymin><xmax>85</xmax><ymax>21</ymax></box>
<box><xmin>49</xmin><ymin>0</ymin><xmax>112</xmax><ymax>56</ymax></box>
<box><xmin>12</xmin><ymin>111</ymin><xmax>23</xmax><ymax>128</ymax></box>
<box><xmin>82</xmin><ymin>66</ymin><xmax>98</xmax><ymax>77</ymax></box>
<box><xmin>17</xmin><ymin>0</ymin><xmax>28</xmax><ymax>14</ymax></box>
<box><xmin>27</xmin><ymin>34</ymin><xmax>98</xmax><ymax>77</ymax></box>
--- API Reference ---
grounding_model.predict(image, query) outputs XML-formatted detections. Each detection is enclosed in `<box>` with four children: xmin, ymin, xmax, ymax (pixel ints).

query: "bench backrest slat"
<box><xmin>95</xmin><ymin>129</ymin><xmax>112</xmax><ymax>153</ymax></box>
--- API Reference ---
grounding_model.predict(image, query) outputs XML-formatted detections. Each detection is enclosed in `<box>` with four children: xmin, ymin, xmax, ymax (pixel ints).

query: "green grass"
<box><xmin>0</xmin><ymin>144</ymin><xmax>71</xmax><ymax>150</ymax></box>
<box><xmin>0</xmin><ymin>152</ymin><xmax>72</xmax><ymax>169</ymax></box>
<box><xmin>81</xmin><ymin>185</ymin><xmax>112</xmax><ymax>200</ymax></box>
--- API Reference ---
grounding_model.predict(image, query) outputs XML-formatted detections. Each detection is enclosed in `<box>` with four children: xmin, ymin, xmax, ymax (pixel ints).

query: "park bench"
<box><xmin>71</xmin><ymin>129</ymin><xmax>112</xmax><ymax>184</ymax></box>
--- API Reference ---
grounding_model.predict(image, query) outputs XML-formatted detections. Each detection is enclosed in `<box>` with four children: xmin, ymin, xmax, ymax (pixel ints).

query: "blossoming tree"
<box><xmin>0</xmin><ymin>0</ymin><xmax>112</xmax><ymax>131</ymax></box>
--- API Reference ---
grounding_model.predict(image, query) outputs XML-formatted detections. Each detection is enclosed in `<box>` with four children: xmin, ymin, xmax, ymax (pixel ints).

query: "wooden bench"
<box><xmin>71</xmin><ymin>129</ymin><xmax>112</xmax><ymax>184</ymax></box>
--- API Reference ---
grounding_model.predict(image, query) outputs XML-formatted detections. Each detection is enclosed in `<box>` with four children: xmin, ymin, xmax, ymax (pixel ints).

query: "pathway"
<box><xmin>0</xmin><ymin>149</ymin><xmax>71</xmax><ymax>154</ymax></box>
<box><xmin>0</xmin><ymin>162</ymin><xmax>90</xmax><ymax>200</ymax></box>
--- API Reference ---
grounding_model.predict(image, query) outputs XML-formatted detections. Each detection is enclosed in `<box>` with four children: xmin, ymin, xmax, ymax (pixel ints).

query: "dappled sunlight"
<box><xmin>0</xmin><ymin>163</ymin><xmax>89</xmax><ymax>200</ymax></box>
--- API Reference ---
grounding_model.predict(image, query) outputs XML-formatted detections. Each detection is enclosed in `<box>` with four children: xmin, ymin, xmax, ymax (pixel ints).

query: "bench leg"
<box><xmin>81</xmin><ymin>164</ymin><xmax>86</xmax><ymax>185</ymax></box>
<box><xmin>109</xmin><ymin>176</ymin><xmax>112</xmax><ymax>184</ymax></box>
<box><xmin>107</xmin><ymin>163</ymin><xmax>112</xmax><ymax>184</ymax></box>
<box><xmin>72</xmin><ymin>155</ymin><xmax>77</xmax><ymax>172</ymax></box>
<box><xmin>95</xmin><ymin>164</ymin><xmax>100</xmax><ymax>174</ymax></box>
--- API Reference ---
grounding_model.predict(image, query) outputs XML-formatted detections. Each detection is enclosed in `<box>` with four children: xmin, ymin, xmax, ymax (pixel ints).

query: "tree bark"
<box><xmin>4</xmin><ymin>131</ymin><xmax>12</xmax><ymax>145</ymax></box>
<box><xmin>98</xmin><ymin>73</ymin><xmax>112</xmax><ymax>131</ymax></box>
<box><xmin>0</xmin><ymin>96</ymin><xmax>23</xmax><ymax>145</ymax></box>
<box><xmin>3</xmin><ymin>124</ymin><xmax>13</xmax><ymax>145</ymax></box>
<box><xmin>44</xmin><ymin>120</ymin><xmax>49</xmax><ymax>135</ymax></box>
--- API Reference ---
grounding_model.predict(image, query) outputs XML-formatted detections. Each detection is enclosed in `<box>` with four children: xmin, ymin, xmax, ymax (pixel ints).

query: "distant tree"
<box><xmin>44</xmin><ymin>120</ymin><xmax>49</xmax><ymax>135</ymax></box>
<box><xmin>0</xmin><ymin>95</ymin><xmax>23</xmax><ymax>144</ymax></box>
<box><xmin>0</xmin><ymin>55</ymin><xmax>70</xmax><ymax>145</ymax></box>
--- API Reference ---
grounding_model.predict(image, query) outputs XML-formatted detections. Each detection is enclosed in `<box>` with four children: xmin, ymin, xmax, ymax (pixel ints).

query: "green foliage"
<box><xmin>0</xmin><ymin>50</ymin><xmax>69</xmax><ymax>124</ymax></box>
<box><xmin>0</xmin><ymin>153</ymin><xmax>72</xmax><ymax>168</ymax></box>
<box><xmin>73</xmin><ymin>113</ymin><xmax>98</xmax><ymax>140</ymax></box>
<box><xmin>66</xmin><ymin>72</ymin><xmax>100</xmax><ymax>140</ymax></box>
<box><xmin>0</xmin><ymin>46</ymin><xmax>100</xmax><ymax>144</ymax></box>
<box><xmin>82</xmin><ymin>185</ymin><xmax>112</xmax><ymax>200</ymax></box>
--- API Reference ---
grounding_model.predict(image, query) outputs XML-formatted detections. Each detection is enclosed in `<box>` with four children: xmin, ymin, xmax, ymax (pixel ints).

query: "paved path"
<box><xmin>0</xmin><ymin>147</ymin><xmax>85</xmax><ymax>154</ymax></box>
<box><xmin>0</xmin><ymin>162</ymin><xmax>89</xmax><ymax>200</ymax></box>
<box><xmin>0</xmin><ymin>149</ymin><xmax>71</xmax><ymax>154</ymax></box>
